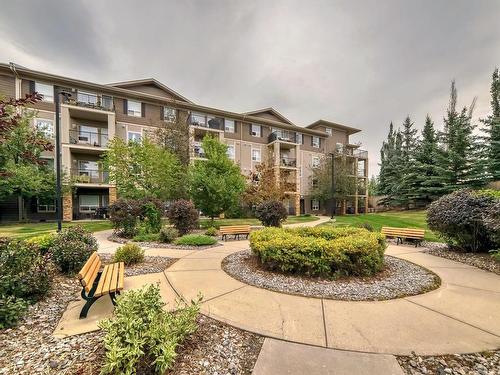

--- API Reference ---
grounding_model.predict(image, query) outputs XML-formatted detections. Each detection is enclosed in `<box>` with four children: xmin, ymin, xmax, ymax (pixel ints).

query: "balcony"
<box><xmin>189</xmin><ymin>113</ymin><xmax>223</xmax><ymax>131</ymax></box>
<box><xmin>69</xmin><ymin>130</ymin><xmax>108</xmax><ymax>148</ymax></box>
<box><xmin>280</xmin><ymin>156</ymin><xmax>297</xmax><ymax>168</ymax></box>
<box><xmin>268</xmin><ymin>131</ymin><xmax>298</xmax><ymax>144</ymax></box>
<box><xmin>64</xmin><ymin>91</ymin><xmax>114</xmax><ymax>112</ymax></box>
<box><xmin>335</xmin><ymin>147</ymin><xmax>368</xmax><ymax>159</ymax></box>
<box><xmin>71</xmin><ymin>169</ymin><xmax>109</xmax><ymax>184</ymax></box>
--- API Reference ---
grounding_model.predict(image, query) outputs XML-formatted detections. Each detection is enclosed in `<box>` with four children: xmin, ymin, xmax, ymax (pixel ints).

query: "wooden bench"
<box><xmin>381</xmin><ymin>227</ymin><xmax>425</xmax><ymax>247</ymax></box>
<box><xmin>219</xmin><ymin>225</ymin><xmax>251</xmax><ymax>240</ymax></box>
<box><xmin>77</xmin><ymin>252</ymin><xmax>125</xmax><ymax>319</ymax></box>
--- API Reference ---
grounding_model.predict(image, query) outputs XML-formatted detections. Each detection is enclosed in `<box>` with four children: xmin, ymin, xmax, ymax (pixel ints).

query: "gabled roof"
<box><xmin>242</xmin><ymin>107</ymin><xmax>294</xmax><ymax>125</ymax></box>
<box><xmin>107</xmin><ymin>78</ymin><xmax>192</xmax><ymax>103</ymax></box>
<box><xmin>306</xmin><ymin>119</ymin><xmax>361</xmax><ymax>135</ymax></box>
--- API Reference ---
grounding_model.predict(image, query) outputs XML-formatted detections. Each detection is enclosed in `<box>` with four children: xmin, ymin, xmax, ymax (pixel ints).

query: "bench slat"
<box><xmin>78</xmin><ymin>252</ymin><xmax>98</xmax><ymax>280</ymax></box>
<box><xmin>109</xmin><ymin>262</ymin><xmax>120</xmax><ymax>293</ymax></box>
<box><xmin>83</xmin><ymin>258</ymin><xmax>101</xmax><ymax>292</ymax></box>
<box><xmin>117</xmin><ymin>262</ymin><xmax>125</xmax><ymax>291</ymax></box>
<box><xmin>95</xmin><ymin>264</ymin><xmax>113</xmax><ymax>297</ymax></box>
<box><xmin>381</xmin><ymin>226</ymin><xmax>425</xmax><ymax>239</ymax></box>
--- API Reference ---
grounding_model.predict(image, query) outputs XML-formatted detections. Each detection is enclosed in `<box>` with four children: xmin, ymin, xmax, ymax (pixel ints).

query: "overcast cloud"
<box><xmin>1</xmin><ymin>0</ymin><xmax>499</xmax><ymax>174</ymax></box>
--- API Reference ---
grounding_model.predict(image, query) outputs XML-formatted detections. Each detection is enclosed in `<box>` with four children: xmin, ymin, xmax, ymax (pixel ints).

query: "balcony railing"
<box><xmin>354</xmin><ymin>149</ymin><xmax>368</xmax><ymax>159</ymax></box>
<box><xmin>280</xmin><ymin>157</ymin><xmax>297</xmax><ymax>167</ymax></box>
<box><xmin>189</xmin><ymin>114</ymin><xmax>223</xmax><ymax>130</ymax></box>
<box><xmin>64</xmin><ymin>92</ymin><xmax>114</xmax><ymax>111</ymax></box>
<box><xmin>268</xmin><ymin>131</ymin><xmax>298</xmax><ymax>144</ymax></box>
<box><xmin>69</xmin><ymin>130</ymin><xmax>108</xmax><ymax>147</ymax></box>
<box><xmin>71</xmin><ymin>169</ymin><xmax>109</xmax><ymax>184</ymax></box>
<box><xmin>334</xmin><ymin>148</ymin><xmax>368</xmax><ymax>159</ymax></box>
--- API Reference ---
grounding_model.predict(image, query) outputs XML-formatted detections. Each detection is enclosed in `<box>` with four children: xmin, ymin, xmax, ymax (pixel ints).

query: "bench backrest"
<box><xmin>78</xmin><ymin>251</ymin><xmax>101</xmax><ymax>293</ymax></box>
<box><xmin>219</xmin><ymin>225</ymin><xmax>251</xmax><ymax>234</ymax></box>
<box><xmin>381</xmin><ymin>226</ymin><xmax>425</xmax><ymax>239</ymax></box>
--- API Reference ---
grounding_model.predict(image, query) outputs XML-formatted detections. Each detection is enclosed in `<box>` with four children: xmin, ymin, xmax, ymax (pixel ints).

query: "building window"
<box><xmin>35</xmin><ymin>82</ymin><xmax>54</xmax><ymax>102</ymax></box>
<box><xmin>79</xmin><ymin>195</ymin><xmax>100</xmax><ymax>212</ymax></box>
<box><xmin>312</xmin><ymin>199</ymin><xmax>320</xmax><ymax>211</ymax></box>
<box><xmin>35</xmin><ymin>119</ymin><xmax>54</xmax><ymax>138</ymax></box>
<box><xmin>190</xmin><ymin>113</ymin><xmax>206</xmax><ymax>127</ymax></box>
<box><xmin>101</xmin><ymin>95</ymin><xmax>113</xmax><ymax>110</ymax></box>
<box><xmin>312</xmin><ymin>136</ymin><xmax>320</xmax><ymax>148</ymax></box>
<box><xmin>312</xmin><ymin>178</ymin><xmax>319</xmax><ymax>188</ymax></box>
<box><xmin>225</xmin><ymin>119</ymin><xmax>235</xmax><ymax>133</ymax></box>
<box><xmin>325</xmin><ymin>128</ymin><xmax>332</xmax><ymax>136</ymax></box>
<box><xmin>297</xmin><ymin>133</ymin><xmax>303</xmax><ymax>144</ymax></box>
<box><xmin>37</xmin><ymin>197</ymin><xmax>56</xmax><ymax>213</ymax></box>
<box><xmin>336</xmin><ymin>143</ymin><xmax>344</xmax><ymax>153</ymax></box>
<box><xmin>312</xmin><ymin>156</ymin><xmax>320</xmax><ymax>168</ymax></box>
<box><xmin>251</xmin><ymin>149</ymin><xmax>261</xmax><ymax>162</ymax></box>
<box><xmin>127</xmin><ymin>100</ymin><xmax>142</xmax><ymax>117</ymax></box>
<box><xmin>127</xmin><ymin>131</ymin><xmax>142</xmax><ymax>143</ymax></box>
<box><xmin>163</xmin><ymin>106</ymin><xmax>177</xmax><ymax>122</ymax></box>
<box><xmin>77</xmin><ymin>91</ymin><xmax>98</xmax><ymax>105</ymax></box>
<box><xmin>227</xmin><ymin>144</ymin><xmax>235</xmax><ymax>160</ymax></box>
<box><xmin>251</xmin><ymin>124</ymin><xmax>261</xmax><ymax>137</ymax></box>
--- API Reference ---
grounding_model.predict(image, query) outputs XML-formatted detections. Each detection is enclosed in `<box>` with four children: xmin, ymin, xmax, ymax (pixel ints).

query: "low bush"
<box><xmin>108</xmin><ymin>198</ymin><xmax>141</xmax><ymax>238</ymax></box>
<box><xmin>490</xmin><ymin>250</ymin><xmax>500</xmax><ymax>262</ymax></box>
<box><xmin>204</xmin><ymin>227</ymin><xmax>218</xmax><ymax>237</ymax></box>
<box><xmin>0</xmin><ymin>295</ymin><xmax>28</xmax><ymax>329</ymax></box>
<box><xmin>255</xmin><ymin>200</ymin><xmax>288</xmax><ymax>227</ymax></box>
<box><xmin>26</xmin><ymin>233</ymin><xmax>56</xmax><ymax>254</ymax></box>
<box><xmin>250</xmin><ymin>226</ymin><xmax>386</xmax><ymax>277</ymax></box>
<box><xmin>51</xmin><ymin>226</ymin><xmax>98</xmax><ymax>274</ymax></box>
<box><xmin>167</xmin><ymin>200</ymin><xmax>199</xmax><ymax>235</ymax></box>
<box><xmin>159</xmin><ymin>227</ymin><xmax>179</xmax><ymax>243</ymax></box>
<box><xmin>483</xmin><ymin>201</ymin><xmax>500</xmax><ymax>246</ymax></box>
<box><xmin>113</xmin><ymin>243</ymin><xmax>145</xmax><ymax>265</ymax></box>
<box><xmin>174</xmin><ymin>234</ymin><xmax>217</xmax><ymax>246</ymax></box>
<box><xmin>427</xmin><ymin>189</ymin><xmax>498</xmax><ymax>252</ymax></box>
<box><xmin>132</xmin><ymin>232</ymin><xmax>160</xmax><ymax>242</ymax></box>
<box><xmin>99</xmin><ymin>284</ymin><xmax>200</xmax><ymax>375</ymax></box>
<box><xmin>357</xmin><ymin>222</ymin><xmax>374</xmax><ymax>232</ymax></box>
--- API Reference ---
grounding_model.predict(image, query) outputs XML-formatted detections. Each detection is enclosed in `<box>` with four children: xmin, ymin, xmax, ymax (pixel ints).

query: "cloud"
<box><xmin>0</xmin><ymin>0</ymin><xmax>499</xmax><ymax>175</ymax></box>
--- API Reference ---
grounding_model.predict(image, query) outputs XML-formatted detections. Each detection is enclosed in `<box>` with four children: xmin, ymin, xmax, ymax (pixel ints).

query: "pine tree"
<box><xmin>399</xmin><ymin>116</ymin><xmax>418</xmax><ymax>207</ymax></box>
<box><xmin>381</xmin><ymin>130</ymin><xmax>404</xmax><ymax>207</ymax></box>
<box><xmin>480</xmin><ymin>68</ymin><xmax>500</xmax><ymax>181</ymax></box>
<box><xmin>378</xmin><ymin>122</ymin><xmax>394</xmax><ymax>196</ymax></box>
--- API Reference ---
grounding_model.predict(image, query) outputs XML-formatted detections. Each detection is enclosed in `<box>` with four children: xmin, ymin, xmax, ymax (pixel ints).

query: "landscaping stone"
<box><xmin>100</xmin><ymin>254</ymin><xmax>177</xmax><ymax>276</ymax></box>
<box><xmin>222</xmin><ymin>250</ymin><xmax>441</xmax><ymax>301</ymax></box>
<box><xmin>107</xmin><ymin>233</ymin><xmax>223</xmax><ymax>250</ymax></box>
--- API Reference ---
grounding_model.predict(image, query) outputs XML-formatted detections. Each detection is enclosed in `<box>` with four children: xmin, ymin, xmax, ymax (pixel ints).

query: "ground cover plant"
<box><xmin>113</xmin><ymin>243</ymin><xmax>145</xmax><ymax>265</ymax></box>
<box><xmin>159</xmin><ymin>226</ymin><xmax>179</xmax><ymax>243</ymax></box>
<box><xmin>250</xmin><ymin>226</ymin><xmax>386</xmax><ymax>277</ymax></box>
<box><xmin>99</xmin><ymin>284</ymin><xmax>200</xmax><ymax>375</ymax></box>
<box><xmin>174</xmin><ymin>234</ymin><xmax>217</xmax><ymax>246</ymax></box>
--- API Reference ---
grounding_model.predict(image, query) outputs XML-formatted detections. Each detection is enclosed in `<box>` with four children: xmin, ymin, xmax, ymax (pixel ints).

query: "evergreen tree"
<box><xmin>399</xmin><ymin>116</ymin><xmax>418</xmax><ymax>207</ymax></box>
<box><xmin>377</xmin><ymin>122</ymin><xmax>395</xmax><ymax>196</ymax></box>
<box><xmin>381</xmin><ymin>130</ymin><xmax>404</xmax><ymax>207</ymax></box>
<box><xmin>480</xmin><ymin>68</ymin><xmax>500</xmax><ymax>181</ymax></box>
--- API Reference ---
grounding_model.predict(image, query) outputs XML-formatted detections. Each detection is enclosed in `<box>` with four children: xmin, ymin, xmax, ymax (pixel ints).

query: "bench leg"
<box><xmin>80</xmin><ymin>295</ymin><xmax>100</xmax><ymax>319</ymax></box>
<box><xmin>109</xmin><ymin>291</ymin><xmax>120</xmax><ymax>306</ymax></box>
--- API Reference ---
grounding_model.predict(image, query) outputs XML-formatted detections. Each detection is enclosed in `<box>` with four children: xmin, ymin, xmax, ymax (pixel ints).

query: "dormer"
<box><xmin>107</xmin><ymin>78</ymin><xmax>192</xmax><ymax>103</ymax></box>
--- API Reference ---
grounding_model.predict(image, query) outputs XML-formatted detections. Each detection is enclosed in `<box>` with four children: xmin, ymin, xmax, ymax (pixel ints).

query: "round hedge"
<box><xmin>249</xmin><ymin>226</ymin><xmax>386</xmax><ymax>277</ymax></box>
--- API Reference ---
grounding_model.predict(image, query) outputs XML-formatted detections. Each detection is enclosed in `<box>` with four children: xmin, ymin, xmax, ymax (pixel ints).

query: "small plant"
<box><xmin>26</xmin><ymin>233</ymin><xmax>56</xmax><ymax>254</ymax></box>
<box><xmin>490</xmin><ymin>250</ymin><xmax>500</xmax><ymax>262</ymax></box>
<box><xmin>113</xmin><ymin>243</ymin><xmax>145</xmax><ymax>265</ymax></box>
<box><xmin>132</xmin><ymin>232</ymin><xmax>160</xmax><ymax>242</ymax></box>
<box><xmin>167</xmin><ymin>199</ymin><xmax>199</xmax><ymax>235</ymax></box>
<box><xmin>174</xmin><ymin>234</ymin><xmax>217</xmax><ymax>246</ymax></box>
<box><xmin>0</xmin><ymin>295</ymin><xmax>28</xmax><ymax>329</ymax></box>
<box><xmin>159</xmin><ymin>227</ymin><xmax>179</xmax><ymax>243</ymax></box>
<box><xmin>357</xmin><ymin>222</ymin><xmax>374</xmax><ymax>232</ymax></box>
<box><xmin>205</xmin><ymin>227</ymin><xmax>218</xmax><ymax>237</ymax></box>
<box><xmin>99</xmin><ymin>284</ymin><xmax>200</xmax><ymax>375</ymax></box>
<box><xmin>51</xmin><ymin>226</ymin><xmax>98</xmax><ymax>274</ymax></box>
<box><xmin>255</xmin><ymin>200</ymin><xmax>288</xmax><ymax>227</ymax></box>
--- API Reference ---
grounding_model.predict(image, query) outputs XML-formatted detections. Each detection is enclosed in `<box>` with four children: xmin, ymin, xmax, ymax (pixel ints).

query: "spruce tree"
<box><xmin>378</xmin><ymin>122</ymin><xmax>395</xmax><ymax>196</ymax></box>
<box><xmin>480</xmin><ymin>68</ymin><xmax>500</xmax><ymax>181</ymax></box>
<box><xmin>399</xmin><ymin>116</ymin><xmax>418</xmax><ymax>207</ymax></box>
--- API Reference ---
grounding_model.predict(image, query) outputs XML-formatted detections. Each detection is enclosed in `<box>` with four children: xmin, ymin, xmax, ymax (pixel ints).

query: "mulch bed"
<box><xmin>99</xmin><ymin>254</ymin><xmax>177</xmax><ymax>276</ymax></box>
<box><xmin>108</xmin><ymin>234</ymin><xmax>223</xmax><ymax>250</ymax></box>
<box><xmin>222</xmin><ymin>250</ymin><xmax>441</xmax><ymax>301</ymax></box>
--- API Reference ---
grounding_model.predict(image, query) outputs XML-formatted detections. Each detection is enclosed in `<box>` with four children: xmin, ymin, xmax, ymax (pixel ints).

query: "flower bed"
<box><xmin>250</xmin><ymin>227</ymin><xmax>386</xmax><ymax>277</ymax></box>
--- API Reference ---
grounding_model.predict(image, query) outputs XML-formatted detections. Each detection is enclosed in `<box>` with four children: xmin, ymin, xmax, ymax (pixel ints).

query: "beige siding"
<box><xmin>0</xmin><ymin>73</ymin><xmax>15</xmax><ymax>98</ymax></box>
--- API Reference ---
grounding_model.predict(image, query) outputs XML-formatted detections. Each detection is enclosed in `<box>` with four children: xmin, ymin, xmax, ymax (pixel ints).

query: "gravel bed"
<box><xmin>422</xmin><ymin>242</ymin><xmax>500</xmax><ymax>275</ymax></box>
<box><xmin>222</xmin><ymin>250</ymin><xmax>441</xmax><ymax>301</ymax></box>
<box><xmin>397</xmin><ymin>350</ymin><xmax>500</xmax><ymax>375</ymax></box>
<box><xmin>108</xmin><ymin>234</ymin><xmax>223</xmax><ymax>250</ymax></box>
<box><xmin>100</xmin><ymin>254</ymin><xmax>177</xmax><ymax>276</ymax></box>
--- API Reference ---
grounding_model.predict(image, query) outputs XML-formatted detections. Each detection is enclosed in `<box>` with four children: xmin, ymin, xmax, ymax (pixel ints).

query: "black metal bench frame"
<box><xmin>79</xmin><ymin>271</ymin><xmax>120</xmax><ymax>319</ymax></box>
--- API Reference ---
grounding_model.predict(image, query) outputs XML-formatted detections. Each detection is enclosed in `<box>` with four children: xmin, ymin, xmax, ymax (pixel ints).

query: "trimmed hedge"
<box><xmin>250</xmin><ymin>227</ymin><xmax>386</xmax><ymax>277</ymax></box>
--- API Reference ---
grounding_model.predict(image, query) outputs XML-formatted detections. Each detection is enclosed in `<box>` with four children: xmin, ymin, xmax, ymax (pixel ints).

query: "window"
<box><xmin>251</xmin><ymin>124</ymin><xmax>261</xmax><ymax>137</ymax></box>
<box><xmin>227</xmin><ymin>144</ymin><xmax>235</xmax><ymax>160</ymax></box>
<box><xmin>297</xmin><ymin>133</ymin><xmax>303</xmax><ymax>144</ymax></box>
<box><xmin>325</xmin><ymin>128</ymin><xmax>332</xmax><ymax>136</ymax></box>
<box><xmin>37</xmin><ymin>197</ymin><xmax>56</xmax><ymax>213</ymax></box>
<box><xmin>35</xmin><ymin>82</ymin><xmax>54</xmax><ymax>102</ymax></box>
<box><xmin>312</xmin><ymin>199</ymin><xmax>320</xmax><ymax>211</ymax></box>
<box><xmin>225</xmin><ymin>119</ymin><xmax>235</xmax><ymax>133</ymax></box>
<box><xmin>336</xmin><ymin>143</ymin><xmax>344</xmax><ymax>153</ymax></box>
<box><xmin>312</xmin><ymin>136</ymin><xmax>320</xmax><ymax>148</ymax></box>
<box><xmin>251</xmin><ymin>149</ymin><xmax>261</xmax><ymax>162</ymax></box>
<box><xmin>35</xmin><ymin>119</ymin><xmax>54</xmax><ymax>138</ymax></box>
<box><xmin>101</xmin><ymin>95</ymin><xmax>113</xmax><ymax>110</ymax></box>
<box><xmin>77</xmin><ymin>91</ymin><xmax>98</xmax><ymax>105</ymax></box>
<box><xmin>127</xmin><ymin>100</ymin><xmax>142</xmax><ymax>117</ymax></box>
<box><xmin>163</xmin><ymin>106</ymin><xmax>177</xmax><ymax>122</ymax></box>
<box><xmin>190</xmin><ymin>113</ymin><xmax>206</xmax><ymax>126</ymax></box>
<box><xmin>79</xmin><ymin>195</ymin><xmax>100</xmax><ymax>212</ymax></box>
<box><xmin>128</xmin><ymin>131</ymin><xmax>142</xmax><ymax>143</ymax></box>
<box><xmin>312</xmin><ymin>156</ymin><xmax>320</xmax><ymax>168</ymax></box>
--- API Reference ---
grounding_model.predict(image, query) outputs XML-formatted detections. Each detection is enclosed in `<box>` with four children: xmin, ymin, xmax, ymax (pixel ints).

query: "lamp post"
<box><xmin>54</xmin><ymin>87</ymin><xmax>72</xmax><ymax>232</ymax></box>
<box><xmin>330</xmin><ymin>152</ymin><xmax>336</xmax><ymax>218</ymax></box>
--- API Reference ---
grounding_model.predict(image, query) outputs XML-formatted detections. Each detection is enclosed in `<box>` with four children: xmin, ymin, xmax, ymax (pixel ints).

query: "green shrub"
<box><xmin>357</xmin><ymin>222</ymin><xmax>374</xmax><ymax>232</ymax></box>
<box><xmin>99</xmin><ymin>284</ymin><xmax>200</xmax><ymax>375</ymax></box>
<box><xmin>250</xmin><ymin>226</ymin><xmax>386</xmax><ymax>277</ymax></box>
<box><xmin>204</xmin><ymin>227</ymin><xmax>218</xmax><ymax>237</ymax></box>
<box><xmin>51</xmin><ymin>226</ymin><xmax>98</xmax><ymax>274</ymax></box>
<box><xmin>159</xmin><ymin>227</ymin><xmax>179</xmax><ymax>243</ymax></box>
<box><xmin>490</xmin><ymin>250</ymin><xmax>500</xmax><ymax>262</ymax></box>
<box><xmin>132</xmin><ymin>232</ymin><xmax>160</xmax><ymax>242</ymax></box>
<box><xmin>483</xmin><ymin>201</ymin><xmax>500</xmax><ymax>246</ymax></box>
<box><xmin>174</xmin><ymin>234</ymin><xmax>217</xmax><ymax>246</ymax></box>
<box><xmin>167</xmin><ymin>199</ymin><xmax>199</xmax><ymax>235</ymax></box>
<box><xmin>113</xmin><ymin>243</ymin><xmax>145</xmax><ymax>265</ymax></box>
<box><xmin>0</xmin><ymin>295</ymin><xmax>28</xmax><ymax>329</ymax></box>
<box><xmin>0</xmin><ymin>238</ymin><xmax>53</xmax><ymax>301</ymax></box>
<box><xmin>427</xmin><ymin>189</ymin><xmax>497</xmax><ymax>252</ymax></box>
<box><xmin>142</xmin><ymin>202</ymin><xmax>162</xmax><ymax>234</ymax></box>
<box><xmin>255</xmin><ymin>200</ymin><xmax>288</xmax><ymax>227</ymax></box>
<box><xmin>26</xmin><ymin>233</ymin><xmax>56</xmax><ymax>254</ymax></box>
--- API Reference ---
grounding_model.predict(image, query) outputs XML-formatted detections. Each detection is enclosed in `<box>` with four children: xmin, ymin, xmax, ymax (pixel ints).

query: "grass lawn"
<box><xmin>199</xmin><ymin>215</ymin><xmax>320</xmax><ymax>229</ymax></box>
<box><xmin>0</xmin><ymin>220</ymin><xmax>113</xmax><ymax>240</ymax></box>
<box><xmin>321</xmin><ymin>210</ymin><xmax>442</xmax><ymax>242</ymax></box>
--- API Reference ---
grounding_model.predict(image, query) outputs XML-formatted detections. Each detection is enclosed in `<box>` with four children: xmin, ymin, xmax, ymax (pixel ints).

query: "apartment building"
<box><xmin>0</xmin><ymin>63</ymin><xmax>368</xmax><ymax>222</ymax></box>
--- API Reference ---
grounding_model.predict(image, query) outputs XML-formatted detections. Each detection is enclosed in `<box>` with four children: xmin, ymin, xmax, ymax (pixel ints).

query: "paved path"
<box><xmin>93</xmin><ymin>217</ymin><xmax>500</xmax><ymax>356</ymax></box>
